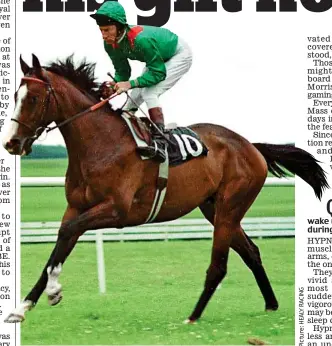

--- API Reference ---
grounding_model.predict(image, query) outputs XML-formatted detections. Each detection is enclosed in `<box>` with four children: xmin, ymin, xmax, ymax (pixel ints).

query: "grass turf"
<box><xmin>21</xmin><ymin>158</ymin><xmax>69</xmax><ymax>177</ymax></box>
<box><xmin>20</xmin><ymin>238</ymin><xmax>294</xmax><ymax>345</ymax></box>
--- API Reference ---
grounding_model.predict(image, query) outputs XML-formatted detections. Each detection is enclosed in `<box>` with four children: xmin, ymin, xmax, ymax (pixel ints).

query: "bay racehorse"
<box><xmin>3</xmin><ymin>55</ymin><xmax>328</xmax><ymax>323</ymax></box>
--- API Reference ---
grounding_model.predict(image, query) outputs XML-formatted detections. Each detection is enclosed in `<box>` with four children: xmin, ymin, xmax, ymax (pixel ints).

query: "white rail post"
<box><xmin>96</xmin><ymin>231</ymin><xmax>106</xmax><ymax>294</ymax></box>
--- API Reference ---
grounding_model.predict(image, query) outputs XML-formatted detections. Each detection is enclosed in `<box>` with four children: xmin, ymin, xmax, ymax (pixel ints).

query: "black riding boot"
<box><xmin>136</xmin><ymin>107</ymin><xmax>167</xmax><ymax>163</ymax></box>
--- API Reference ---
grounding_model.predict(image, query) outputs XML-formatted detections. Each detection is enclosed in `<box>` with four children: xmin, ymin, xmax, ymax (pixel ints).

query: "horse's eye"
<box><xmin>29</xmin><ymin>96</ymin><xmax>38</xmax><ymax>104</ymax></box>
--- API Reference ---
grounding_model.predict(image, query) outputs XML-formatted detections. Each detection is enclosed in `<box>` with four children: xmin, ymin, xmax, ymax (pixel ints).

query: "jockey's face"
<box><xmin>99</xmin><ymin>25</ymin><xmax>118</xmax><ymax>45</ymax></box>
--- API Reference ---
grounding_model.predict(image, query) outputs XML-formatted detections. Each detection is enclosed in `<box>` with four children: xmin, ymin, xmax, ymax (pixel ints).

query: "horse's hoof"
<box><xmin>265</xmin><ymin>305</ymin><xmax>278</xmax><ymax>312</ymax></box>
<box><xmin>183</xmin><ymin>318</ymin><xmax>197</xmax><ymax>324</ymax></box>
<box><xmin>4</xmin><ymin>313</ymin><xmax>25</xmax><ymax>323</ymax></box>
<box><xmin>48</xmin><ymin>291</ymin><xmax>63</xmax><ymax>306</ymax></box>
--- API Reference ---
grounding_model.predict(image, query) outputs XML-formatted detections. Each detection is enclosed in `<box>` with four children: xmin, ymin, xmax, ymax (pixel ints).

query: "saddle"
<box><xmin>119</xmin><ymin>110</ymin><xmax>209</xmax><ymax>223</ymax></box>
<box><xmin>121</xmin><ymin>111</ymin><xmax>209</xmax><ymax>166</ymax></box>
<box><xmin>123</xmin><ymin>111</ymin><xmax>152</xmax><ymax>144</ymax></box>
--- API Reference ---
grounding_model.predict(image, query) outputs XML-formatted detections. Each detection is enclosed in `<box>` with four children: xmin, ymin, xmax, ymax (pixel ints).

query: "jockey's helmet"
<box><xmin>90</xmin><ymin>1</ymin><xmax>127</xmax><ymax>27</ymax></box>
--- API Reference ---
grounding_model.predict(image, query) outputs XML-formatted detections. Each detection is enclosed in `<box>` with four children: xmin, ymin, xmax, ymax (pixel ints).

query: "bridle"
<box><xmin>11</xmin><ymin>76</ymin><xmax>119</xmax><ymax>141</ymax></box>
<box><xmin>11</xmin><ymin>76</ymin><xmax>60</xmax><ymax>140</ymax></box>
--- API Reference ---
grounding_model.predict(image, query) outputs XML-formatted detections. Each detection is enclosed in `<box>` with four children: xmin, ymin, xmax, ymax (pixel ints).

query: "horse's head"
<box><xmin>3</xmin><ymin>54</ymin><xmax>57</xmax><ymax>156</ymax></box>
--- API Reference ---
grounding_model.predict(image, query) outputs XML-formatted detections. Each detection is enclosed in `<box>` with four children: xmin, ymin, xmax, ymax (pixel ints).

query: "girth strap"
<box><xmin>120</xmin><ymin>111</ymin><xmax>169</xmax><ymax>223</ymax></box>
<box><xmin>145</xmin><ymin>149</ymin><xmax>169</xmax><ymax>223</ymax></box>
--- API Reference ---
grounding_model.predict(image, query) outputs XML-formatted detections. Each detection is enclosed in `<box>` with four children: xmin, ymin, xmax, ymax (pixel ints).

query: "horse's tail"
<box><xmin>253</xmin><ymin>143</ymin><xmax>329</xmax><ymax>200</ymax></box>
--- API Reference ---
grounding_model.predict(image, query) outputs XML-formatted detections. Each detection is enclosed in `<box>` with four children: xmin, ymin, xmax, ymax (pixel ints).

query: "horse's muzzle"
<box><xmin>3</xmin><ymin>136</ymin><xmax>33</xmax><ymax>156</ymax></box>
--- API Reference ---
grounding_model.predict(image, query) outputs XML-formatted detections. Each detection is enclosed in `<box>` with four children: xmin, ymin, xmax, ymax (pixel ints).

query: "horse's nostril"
<box><xmin>5</xmin><ymin>138</ymin><xmax>21</xmax><ymax>150</ymax></box>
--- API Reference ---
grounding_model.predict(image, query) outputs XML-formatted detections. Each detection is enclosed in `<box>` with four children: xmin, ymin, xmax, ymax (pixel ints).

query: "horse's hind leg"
<box><xmin>231</xmin><ymin>228</ymin><xmax>278</xmax><ymax>310</ymax></box>
<box><xmin>189</xmin><ymin>166</ymin><xmax>277</xmax><ymax>322</ymax></box>
<box><xmin>188</xmin><ymin>178</ymin><xmax>249</xmax><ymax>322</ymax></box>
<box><xmin>199</xmin><ymin>198</ymin><xmax>215</xmax><ymax>225</ymax></box>
<box><xmin>199</xmin><ymin>200</ymin><xmax>278</xmax><ymax>311</ymax></box>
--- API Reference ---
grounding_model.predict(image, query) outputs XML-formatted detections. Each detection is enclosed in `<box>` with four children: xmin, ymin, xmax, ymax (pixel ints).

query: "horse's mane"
<box><xmin>45</xmin><ymin>55</ymin><xmax>100</xmax><ymax>100</ymax></box>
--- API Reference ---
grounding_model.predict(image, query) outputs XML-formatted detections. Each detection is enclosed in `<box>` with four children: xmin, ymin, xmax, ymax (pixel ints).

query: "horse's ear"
<box><xmin>20</xmin><ymin>55</ymin><xmax>30</xmax><ymax>75</ymax></box>
<box><xmin>32</xmin><ymin>54</ymin><xmax>42</xmax><ymax>70</ymax></box>
<box><xmin>32</xmin><ymin>54</ymin><xmax>46</xmax><ymax>80</ymax></box>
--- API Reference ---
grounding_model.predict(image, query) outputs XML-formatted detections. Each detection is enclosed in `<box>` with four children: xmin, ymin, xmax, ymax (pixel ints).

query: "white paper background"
<box><xmin>3</xmin><ymin>0</ymin><xmax>332</xmax><ymax>342</ymax></box>
<box><xmin>0</xmin><ymin>1</ymin><xmax>20</xmax><ymax>340</ymax></box>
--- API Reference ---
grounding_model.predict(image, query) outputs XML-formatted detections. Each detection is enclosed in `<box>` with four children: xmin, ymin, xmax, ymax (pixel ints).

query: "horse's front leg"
<box><xmin>44</xmin><ymin>198</ymin><xmax>131</xmax><ymax>306</ymax></box>
<box><xmin>4</xmin><ymin>207</ymin><xmax>80</xmax><ymax>323</ymax></box>
<box><xmin>5</xmin><ymin>199</ymin><xmax>127</xmax><ymax>323</ymax></box>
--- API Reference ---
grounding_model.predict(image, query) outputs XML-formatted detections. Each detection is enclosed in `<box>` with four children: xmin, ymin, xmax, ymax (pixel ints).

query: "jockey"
<box><xmin>90</xmin><ymin>1</ymin><xmax>193</xmax><ymax>162</ymax></box>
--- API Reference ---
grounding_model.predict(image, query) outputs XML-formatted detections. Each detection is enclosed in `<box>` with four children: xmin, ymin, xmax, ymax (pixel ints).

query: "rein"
<box><xmin>46</xmin><ymin>93</ymin><xmax>118</xmax><ymax>132</ymax></box>
<box><xmin>12</xmin><ymin>76</ymin><xmax>119</xmax><ymax>141</ymax></box>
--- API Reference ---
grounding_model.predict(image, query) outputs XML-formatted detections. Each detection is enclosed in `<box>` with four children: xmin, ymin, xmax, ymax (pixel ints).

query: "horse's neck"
<box><xmin>54</xmin><ymin>80</ymin><xmax>126</xmax><ymax>163</ymax></box>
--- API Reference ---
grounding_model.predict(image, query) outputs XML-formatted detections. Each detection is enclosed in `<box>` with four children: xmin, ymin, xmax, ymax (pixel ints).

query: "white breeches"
<box><xmin>124</xmin><ymin>37</ymin><xmax>193</xmax><ymax>110</ymax></box>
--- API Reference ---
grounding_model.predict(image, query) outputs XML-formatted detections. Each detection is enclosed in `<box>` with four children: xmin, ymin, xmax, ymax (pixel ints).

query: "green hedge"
<box><xmin>22</xmin><ymin>145</ymin><xmax>67</xmax><ymax>159</ymax></box>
